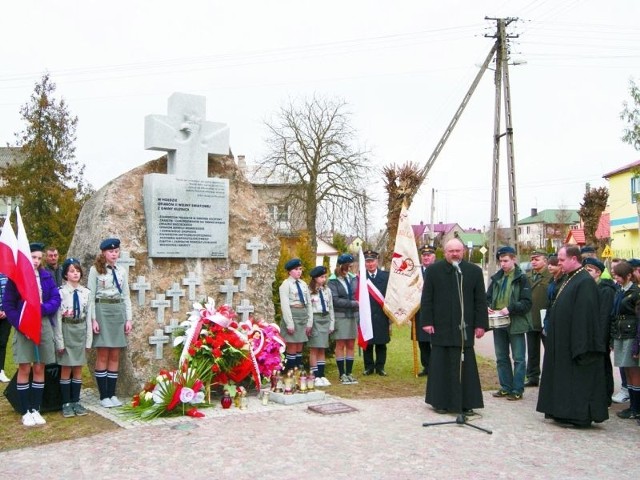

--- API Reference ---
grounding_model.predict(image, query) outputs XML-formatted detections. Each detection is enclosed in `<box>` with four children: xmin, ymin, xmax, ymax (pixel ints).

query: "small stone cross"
<box><xmin>236</xmin><ymin>299</ymin><xmax>255</xmax><ymax>323</ymax></box>
<box><xmin>245</xmin><ymin>237</ymin><xmax>264</xmax><ymax>265</ymax></box>
<box><xmin>164</xmin><ymin>318</ymin><xmax>181</xmax><ymax>337</ymax></box>
<box><xmin>165</xmin><ymin>282</ymin><xmax>185</xmax><ymax>312</ymax></box>
<box><xmin>131</xmin><ymin>276</ymin><xmax>151</xmax><ymax>306</ymax></box>
<box><xmin>145</xmin><ymin>92</ymin><xmax>230</xmax><ymax>178</ymax></box>
<box><xmin>219</xmin><ymin>279</ymin><xmax>238</xmax><ymax>306</ymax></box>
<box><xmin>150</xmin><ymin>294</ymin><xmax>171</xmax><ymax>325</ymax></box>
<box><xmin>234</xmin><ymin>264</ymin><xmax>252</xmax><ymax>292</ymax></box>
<box><xmin>148</xmin><ymin>329</ymin><xmax>170</xmax><ymax>360</ymax></box>
<box><xmin>116</xmin><ymin>251</ymin><xmax>136</xmax><ymax>277</ymax></box>
<box><xmin>182</xmin><ymin>272</ymin><xmax>202</xmax><ymax>301</ymax></box>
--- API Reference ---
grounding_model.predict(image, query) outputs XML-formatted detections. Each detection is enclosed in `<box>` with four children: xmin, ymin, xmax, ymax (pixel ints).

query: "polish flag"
<box><xmin>0</xmin><ymin>208</ymin><xmax>42</xmax><ymax>344</ymax></box>
<box><xmin>356</xmin><ymin>247</ymin><xmax>373</xmax><ymax>349</ymax></box>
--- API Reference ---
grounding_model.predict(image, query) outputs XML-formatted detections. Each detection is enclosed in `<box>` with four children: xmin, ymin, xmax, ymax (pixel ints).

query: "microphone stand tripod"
<box><xmin>422</xmin><ymin>265</ymin><xmax>492</xmax><ymax>434</ymax></box>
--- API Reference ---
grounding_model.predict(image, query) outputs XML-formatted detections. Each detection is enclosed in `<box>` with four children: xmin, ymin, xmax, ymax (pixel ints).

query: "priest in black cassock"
<box><xmin>420</xmin><ymin>238</ymin><xmax>489</xmax><ymax>415</ymax></box>
<box><xmin>536</xmin><ymin>245</ymin><xmax>609</xmax><ymax>427</ymax></box>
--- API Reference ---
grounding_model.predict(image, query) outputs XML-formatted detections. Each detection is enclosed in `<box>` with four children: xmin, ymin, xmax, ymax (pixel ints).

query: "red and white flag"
<box><xmin>356</xmin><ymin>247</ymin><xmax>373</xmax><ymax>349</ymax></box>
<box><xmin>0</xmin><ymin>208</ymin><xmax>42</xmax><ymax>344</ymax></box>
<box><xmin>383</xmin><ymin>203</ymin><xmax>423</xmax><ymax>325</ymax></box>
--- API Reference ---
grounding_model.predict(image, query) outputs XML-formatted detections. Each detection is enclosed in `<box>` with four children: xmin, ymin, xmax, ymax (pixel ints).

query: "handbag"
<box><xmin>3</xmin><ymin>363</ymin><xmax>63</xmax><ymax>413</ymax></box>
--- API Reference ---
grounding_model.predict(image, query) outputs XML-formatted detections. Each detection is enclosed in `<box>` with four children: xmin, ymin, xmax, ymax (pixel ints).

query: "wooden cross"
<box><xmin>131</xmin><ymin>276</ymin><xmax>151</xmax><ymax>306</ymax></box>
<box><xmin>236</xmin><ymin>299</ymin><xmax>255</xmax><ymax>323</ymax></box>
<box><xmin>219</xmin><ymin>279</ymin><xmax>238</xmax><ymax>306</ymax></box>
<box><xmin>234</xmin><ymin>264</ymin><xmax>252</xmax><ymax>292</ymax></box>
<box><xmin>245</xmin><ymin>237</ymin><xmax>264</xmax><ymax>265</ymax></box>
<box><xmin>150</xmin><ymin>294</ymin><xmax>171</xmax><ymax>325</ymax></box>
<box><xmin>164</xmin><ymin>318</ymin><xmax>181</xmax><ymax>337</ymax></box>
<box><xmin>116</xmin><ymin>251</ymin><xmax>136</xmax><ymax>277</ymax></box>
<box><xmin>145</xmin><ymin>92</ymin><xmax>230</xmax><ymax>178</ymax></box>
<box><xmin>165</xmin><ymin>282</ymin><xmax>185</xmax><ymax>312</ymax></box>
<box><xmin>148</xmin><ymin>329</ymin><xmax>170</xmax><ymax>360</ymax></box>
<box><xmin>182</xmin><ymin>272</ymin><xmax>202</xmax><ymax>301</ymax></box>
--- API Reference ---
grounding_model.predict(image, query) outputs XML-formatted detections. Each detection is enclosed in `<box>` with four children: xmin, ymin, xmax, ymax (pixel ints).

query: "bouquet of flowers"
<box><xmin>124</xmin><ymin>365</ymin><xmax>208</xmax><ymax>419</ymax></box>
<box><xmin>174</xmin><ymin>298</ymin><xmax>250</xmax><ymax>387</ymax></box>
<box><xmin>244</xmin><ymin>318</ymin><xmax>285</xmax><ymax>381</ymax></box>
<box><xmin>127</xmin><ymin>298</ymin><xmax>285</xmax><ymax>419</ymax></box>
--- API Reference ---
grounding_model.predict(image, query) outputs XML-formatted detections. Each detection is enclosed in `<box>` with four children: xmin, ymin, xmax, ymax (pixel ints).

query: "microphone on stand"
<box><xmin>452</xmin><ymin>261</ymin><xmax>462</xmax><ymax>275</ymax></box>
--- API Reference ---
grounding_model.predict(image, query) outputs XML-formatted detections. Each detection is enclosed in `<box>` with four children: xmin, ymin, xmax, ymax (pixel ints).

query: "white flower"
<box><xmin>179</xmin><ymin>387</ymin><xmax>195</xmax><ymax>403</ymax></box>
<box><xmin>144</xmin><ymin>391</ymin><xmax>153</xmax><ymax>402</ymax></box>
<box><xmin>152</xmin><ymin>385</ymin><xmax>165</xmax><ymax>404</ymax></box>
<box><xmin>191</xmin><ymin>391</ymin><xmax>205</xmax><ymax>404</ymax></box>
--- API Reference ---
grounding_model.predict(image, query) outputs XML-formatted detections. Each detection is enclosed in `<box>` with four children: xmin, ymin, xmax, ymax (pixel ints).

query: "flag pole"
<box><xmin>411</xmin><ymin>316</ymin><xmax>419</xmax><ymax>377</ymax></box>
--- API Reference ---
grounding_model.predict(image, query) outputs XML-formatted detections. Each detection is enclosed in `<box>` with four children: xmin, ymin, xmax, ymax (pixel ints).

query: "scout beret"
<box><xmin>309</xmin><ymin>266</ymin><xmax>327</xmax><ymax>278</ymax></box>
<box><xmin>62</xmin><ymin>257</ymin><xmax>80</xmax><ymax>270</ymax></box>
<box><xmin>530</xmin><ymin>250</ymin><xmax>547</xmax><ymax>258</ymax></box>
<box><xmin>580</xmin><ymin>246</ymin><xmax>596</xmax><ymax>254</ymax></box>
<box><xmin>29</xmin><ymin>242</ymin><xmax>45</xmax><ymax>252</ymax></box>
<box><xmin>363</xmin><ymin>250</ymin><xmax>379</xmax><ymax>260</ymax></box>
<box><xmin>627</xmin><ymin>258</ymin><xmax>640</xmax><ymax>268</ymax></box>
<box><xmin>284</xmin><ymin>258</ymin><xmax>302</xmax><ymax>271</ymax></box>
<box><xmin>420</xmin><ymin>245</ymin><xmax>436</xmax><ymax>255</ymax></box>
<box><xmin>99</xmin><ymin>238</ymin><xmax>120</xmax><ymax>251</ymax></box>
<box><xmin>496</xmin><ymin>246</ymin><xmax>516</xmax><ymax>259</ymax></box>
<box><xmin>583</xmin><ymin>257</ymin><xmax>605</xmax><ymax>273</ymax></box>
<box><xmin>337</xmin><ymin>253</ymin><xmax>354</xmax><ymax>265</ymax></box>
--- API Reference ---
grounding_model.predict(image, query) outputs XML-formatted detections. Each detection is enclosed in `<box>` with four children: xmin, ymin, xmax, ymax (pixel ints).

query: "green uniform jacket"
<box><xmin>487</xmin><ymin>265</ymin><xmax>533</xmax><ymax>335</ymax></box>
<box><xmin>527</xmin><ymin>267</ymin><xmax>552</xmax><ymax>331</ymax></box>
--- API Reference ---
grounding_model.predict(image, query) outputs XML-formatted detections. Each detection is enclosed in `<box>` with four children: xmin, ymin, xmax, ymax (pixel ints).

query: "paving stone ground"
<box><xmin>3</xmin><ymin>333</ymin><xmax>636</xmax><ymax>479</ymax></box>
<box><xmin>3</xmin><ymin>382</ymin><xmax>638</xmax><ymax>479</ymax></box>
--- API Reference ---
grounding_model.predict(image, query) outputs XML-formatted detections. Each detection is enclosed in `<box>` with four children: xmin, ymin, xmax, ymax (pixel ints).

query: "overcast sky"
<box><xmin>1</xmin><ymin>0</ymin><xmax>639</xmax><ymax>236</ymax></box>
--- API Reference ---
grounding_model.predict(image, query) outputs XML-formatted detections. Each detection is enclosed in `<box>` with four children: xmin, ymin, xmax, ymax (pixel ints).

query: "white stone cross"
<box><xmin>219</xmin><ymin>279</ymin><xmax>238</xmax><ymax>306</ymax></box>
<box><xmin>116</xmin><ymin>251</ymin><xmax>136</xmax><ymax>277</ymax></box>
<box><xmin>131</xmin><ymin>276</ymin><xmax>151</xmax><ymax>306</ymax></box>
<box><xmin>233</xmin><ymin>264</ymin><xmax>252</xmax><ymax>292</ymax></box>
<box><xmin>164</xmin><ymin>318</ymin><xmax>181</xmax><ymax>337</ymax></box>
<box><xmin>236</xmin><ymin>299</ymin><xmax>255</xmax><ymax>323</ymax></box>
<box><xmin>145</xmin><ymin>92</ymin><xmax>230</xmax><ymax>179</ymax></box>
<box><xmin>150</xmin><ymin>294</ymin><xmax>171</xmax><ymax>325</ymax></box>
<box><xmin>182</xmin><ymin>272</ymin><xmax>202</xmax><ymax>301</ymax></box>
<box><xmin>148</xmin><ymin>329</ymin><xmax>170</xmax><ymax>360</ymax></box>
<box><xmin>246</xmin><ymin>237</ymin><xmax>264</xmax><ymax>265</ymax></box>
<box><xmin>165</xmin><ymin>282</ymin><xmax>185</xmax><ymax>312</ymax></box>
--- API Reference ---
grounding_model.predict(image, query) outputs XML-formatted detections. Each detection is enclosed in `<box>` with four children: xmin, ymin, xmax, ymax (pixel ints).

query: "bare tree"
<box><xmin>259</xmin><ymin>95</ymin><xmax>370</xmax><ymax>249</ymax></box>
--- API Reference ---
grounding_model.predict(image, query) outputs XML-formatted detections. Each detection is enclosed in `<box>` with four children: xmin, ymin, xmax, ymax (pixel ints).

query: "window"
<box><xmin>631</xmin><ymin>176</ymin><xmax>640</xmax><ymax>203</ymax></box>
<box><xmin>268</xmin><ymin>204</ymin><xmax>289</xmax><ymax>222</ymax></box>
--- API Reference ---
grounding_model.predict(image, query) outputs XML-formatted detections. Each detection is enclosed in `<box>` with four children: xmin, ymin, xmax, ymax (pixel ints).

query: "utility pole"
<box><xmin>486</xmin><ymin>17</ymin><xmax>519</xmax><ymax>276</ymax></box>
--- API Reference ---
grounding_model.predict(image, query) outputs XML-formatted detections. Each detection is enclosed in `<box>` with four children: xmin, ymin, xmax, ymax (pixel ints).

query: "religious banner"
<box><xmin>383</xmin><ymin>203</ymin><xmax>423</xmax><ymax>325</ymax></box>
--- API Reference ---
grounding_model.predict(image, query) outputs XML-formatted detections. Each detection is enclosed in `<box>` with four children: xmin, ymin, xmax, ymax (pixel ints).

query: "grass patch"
<box><xmin>0</xmin><ymin>324</ymin><xmax>497</xmax><ymax>451</ymax></box>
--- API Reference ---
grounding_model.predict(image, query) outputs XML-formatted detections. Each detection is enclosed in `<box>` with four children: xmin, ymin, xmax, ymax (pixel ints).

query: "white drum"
<box><xmin>488</xmin><ymin>314</ymin><xmax>511</xmax><ymax>329</ymax></box>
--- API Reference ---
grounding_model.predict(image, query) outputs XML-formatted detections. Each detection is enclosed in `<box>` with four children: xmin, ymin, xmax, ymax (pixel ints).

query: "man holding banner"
<box><xmin>362</xmin><ymin>250</ymin><xmax>390</xmax><ymax>376</ymax></box>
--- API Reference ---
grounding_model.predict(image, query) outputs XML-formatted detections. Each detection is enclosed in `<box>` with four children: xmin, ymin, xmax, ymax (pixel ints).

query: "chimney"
<box><xmin>531</xmin><ymin>208</ymin><xmax>538</xmax><ymax>217</ymax></box>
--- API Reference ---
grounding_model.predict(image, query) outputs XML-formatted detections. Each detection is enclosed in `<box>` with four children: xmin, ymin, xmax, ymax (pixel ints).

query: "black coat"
<box><xmin>413</xmin><ymin>266</ymin><xmax>431</xmax><ymax>342</ymax></box>
<box><xmin>536</xmin><ymin>268</ymin><xmax>608</xmax><ymax>424</ymax></box>
<box><xmin>367</xmin><ymin>268</ymin><xmax>390</xmax><ymax>345</ymax></box>
<box><xmin>419</xmin><ymin>259</ymin><xmax>488</xmax><ymax>347</ymax></box>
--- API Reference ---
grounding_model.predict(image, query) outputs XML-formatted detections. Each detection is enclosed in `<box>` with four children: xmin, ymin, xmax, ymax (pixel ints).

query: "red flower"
<box><xmin>167</xmin><ymin>385</ymin><xmax>183</xmax><ymax>411</ymax></box>
<box><xmin>132</xmin><ymin>394</ymin><xmax>140</xmax><ymax>407</ymax></box>
<box><xmin>228</xmin><ymin>358</ymin><xmax>253</xmax><ymax>383</ymax></box>
<box><xmin>188</xmin><ymin>347</ymin><xmax>196</xmax><ymax>356</ymax></box>
<box><xmin>211</xmin><ymin>364</ymin><xmax>220</xmax><ymax>373</ymax></box>
<box><xmin>186</xmin><ymin>407</ymin><xmax>205</xmax><ymax>418</ymax></box>
<box><xmin>213</xmin><ymin>347</ymin><xmax>222</xmax><ymax>358</ymax></box>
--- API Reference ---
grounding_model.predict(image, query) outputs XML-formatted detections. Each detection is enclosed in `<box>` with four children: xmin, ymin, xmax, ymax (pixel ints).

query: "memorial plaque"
<box><xmin>307</xmin><ymin>402</ymin><xmax>358</xmax><ymax>415</ymax></box>
<box><xmin>143</xmin><ymin>174</ymin><xmax>229</xmax><ymax>258</ymax></box>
